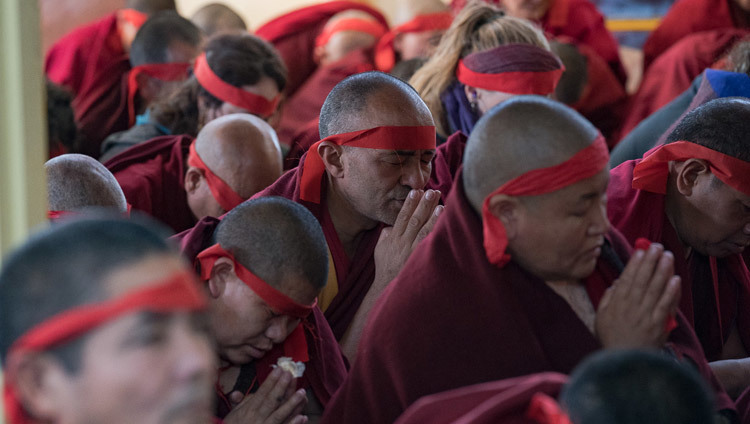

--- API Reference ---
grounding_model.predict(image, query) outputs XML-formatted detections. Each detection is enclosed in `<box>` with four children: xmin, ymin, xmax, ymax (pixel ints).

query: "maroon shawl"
<box><xmin>321</xmin><ymin>170</ymin><xmax>733</xmax><ymax>424</ymax></box>
<box><xmin>426</xmin><ymin>131</ymin><xmax>467</xmax><ymax>198</ymax></box>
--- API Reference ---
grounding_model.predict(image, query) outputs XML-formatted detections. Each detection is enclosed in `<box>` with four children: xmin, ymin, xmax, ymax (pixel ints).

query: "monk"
<box><xmin>75</xmin><ymin>11</ymin><xmax>202</xmax><ymax>156</ymax></box>
<box><xmin>0</xmin><ymin>217</ymin><xmax>216</xmax><ymax>424</ymax></box>
<box><xmin>173</xmin><ymin>197</ymin><xmax>347</xmax><ymax>423</ymax></box>
<box><xmin>374</xmin><ymin>0</ymin><xmax>453</xmax><ymax>72</ymax></box>
<box><xmin>608</xmin><ymin>97</ymin><xmax>750</xmax><ymax>399</ymax></box>
<box><xmin>45</xmin><ymin>154</ymin><xmax>128</xmax><ymax>219</ymax></box>
<box><xmin>106</xmin><ymin>113</ymin><xmax>282</xmax><ymax>233</ymax></box>
<box><xmin>321</xmin><ymin>96</ymin><xmax>734</xmax><ymax>424</ymax></box>
<box><xmin>190</xmin><ymin>3</ymin><xmax>247</xmax><ymax>37</ymax></box>
<box><xmin>276</xmin><ymin>10</ymin><xmax>386</xmax><ymax>145</ymax></box>
<box><xmin>642</xmin><ymin>0</ymin><xmax>750</xmax><ymax>69</ymax></box>
<box><xmin>254</xmin><ymin>72</ymin><xmax>442</xmax><ymax>360</ymax></box>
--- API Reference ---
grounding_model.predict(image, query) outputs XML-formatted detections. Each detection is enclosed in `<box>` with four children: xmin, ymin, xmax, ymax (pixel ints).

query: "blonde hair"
<box><xmin>409</xmin><ymin>1</ymin><xmax>550</xmax><ymax>136</ymax></box>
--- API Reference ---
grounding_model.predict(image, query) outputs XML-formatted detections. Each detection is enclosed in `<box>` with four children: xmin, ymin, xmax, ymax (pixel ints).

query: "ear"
<box><xmin>184</xmin><ymin>167</ymin><xmax>205</xmax><ymax>195</ymax></box>
<box><xmin>207</xmin><ymin>257</ymin><xmax>235</xmax><ymax>299</ymax></box>
<box><xmin>318</xmin><ymin>141</ymin><xmax>345</xmax><ymax>178</ymax></box>
<box><xmin>673</xmin><ymin>159</ymin><xmax>710</xmax><ymax>197</ymax></box>
<box><xmin>13</xmin><ymin>354</ymin><xmax>73</xmax><ymax>422</ymax></box>
<box><xmin>392</xmin><ymin>33</ymin><xmax>404</xmax><ymax>54</ymax></box>
<box><xmin>464</xmin><ymin>85</ymin><xmax>478</xmax><ymax>103</ymax></box>
<box><xmin>487</xmin><ymin>193</ymin><xmax>524</xmax><ymax>241</ymax></box>
<box><xmin>313</xmin><ymin>45</ymin><xmax>327</xmax><ymax>65</ymax></box>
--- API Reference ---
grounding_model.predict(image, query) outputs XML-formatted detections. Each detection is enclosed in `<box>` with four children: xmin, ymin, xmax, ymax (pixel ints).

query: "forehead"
<box><xmin>526</xmin><ymin>169</ymin><xmax>610</xmax><ymax>208</ymax></box>
<box><xmin>102</xmin><ymin>254</ymin><xmax>189</xmax><ymax>298</ymax></box>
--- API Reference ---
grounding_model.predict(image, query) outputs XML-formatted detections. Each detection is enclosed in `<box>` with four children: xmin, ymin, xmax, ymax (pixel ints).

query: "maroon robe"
<box><xmin>285</xmin><ymin>119</ymin><xmax>321</xmax><ymax>170</ymax></box>
<box><xmin>608</xmin><ymin>159</ymin><xmax>750</xmax><ymax>362</ymax></box>
<box><xmin>320</xmin><ymin>170</ymin><xmax>733</xmax><ymax>424</ymax></box>
<box><xmin>251</xmin><ymin>152</ymin><xmax>382</xmax><ymax>340</ymax></box>
<box><xmin>104</xmin><ymin>135</ymin><xmax>195</xmax><ymax>233</ymax></box>
<box><xmin>254</xmin><ymin>1</ymin><xmax>388</xmax><ymax>99</ymax></box>
<box><xmin>171</xmin><ymin>217</ymin><xmax>349</xmax><ymax>412</ymax></box>
<box><xmin>618</xmin><ymin>28</ymin><xmax>749</xmax><ymax>143</ymax></box>
<box><xmin>642</xmin><ymin>0</ymin><xmax>750</xmax><ymax>70</ymax></box>
<box><xmin>426</xmin><ymin>131</ymin><xmax>467</xmax><ymax>198</ymax></box>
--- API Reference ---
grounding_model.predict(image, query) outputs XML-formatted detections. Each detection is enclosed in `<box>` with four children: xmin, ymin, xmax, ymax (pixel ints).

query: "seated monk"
<box><xmin>0</xmin><ymin>217</ymin><xmax>216</xmax><ymax>424</ymax></box>
<box><xmin>106</xmin><ymin>113</ymin><xmax>282</xmax><ymax>233</ymax></box>
<box><xmin>607</xmin><ymin>97</ymin><xmax>750</xmax><ymax>400</ymax></box>
<box><xmin>395</xmin><ymin>350</ymin><xmax>715</xmax><ymax>424</ymax></box>
<box><xmin>253</xmin><ymin>72</ymin><xmax>442</xmax><ymax>360</ymax></box>
<box><xmin>100</xmin><ymin>32</ymin><xmax>286</xmax><ymax>162</ymax></box>
<box><xmin>374</xmin><ymin>0</ymin><xmax>453</xmax><ymax>73</ymax></box>
<box><xmin>45</xmin><ymin>153</ymin><xmax>129</xmax><ymax>220</ymax></box>
<box><xmin>174</xmin><ymin>197</ymin><xmax>347</xmax><ymax>423</ymax></box>
<box><xmin>642</xmin><ymin>0</ymin><xmax>750</xmax><ymax>70</ymax></box>
<box><xmin>276</xmin><ymin>10</ymin><xmax>387</xmax><ymax>146</ymax></box>
<box><xmin>190</xmin><ymin>3</ymin><xmax>247</xmax><ymax>37</ymax></box>
<box><xmin>75</xmin><ymin>11</ymin><xmax>202</xmax><ymax>157</ymax></box>
<box><xmin>321</xmin><ymin>96</ymin><xmax>735</xmax><ymax>424</ymax></box>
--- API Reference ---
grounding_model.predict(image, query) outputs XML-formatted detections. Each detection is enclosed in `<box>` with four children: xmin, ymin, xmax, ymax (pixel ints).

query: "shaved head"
<box><xmin>190</xmin><ymin>3</ymin><xmax>247</xmax><ymax>37</ymax></box>
<box><xmin>463</xmin><ymin>95</ymin><xmax>599</xmax><ymax>212</ymax></box>
<box><xmin>318</xmin><ymin>10</ymin><xmax>383</xmax><ymax>64</ymax></box>
<box><xmin>125</xmin><ymin>0</ymin><xmax>176</xmax><ymax>14</ymax></box>
<box><xmin>394</xmin><ymin>0</ymin><xmax>450</xmax><ymax>25</ymax></box>
<box><xmin>215</xmin><ymin>197</ymin><xmax>328</xmax><ymax>291</ymax></box>
<box><xmin>319</xmin><ymin>71</ymin><xmax>434</xmax><ymax>138</ymax></box>
<box><xmin>46</xmin><ymin>154</ymin><xmax>127</xmax><ymax>213</ymax></box>
<box><xmin>129</xmin><ymin>11</ymin><xmax>202</xmax><ymax>67</ymax></box>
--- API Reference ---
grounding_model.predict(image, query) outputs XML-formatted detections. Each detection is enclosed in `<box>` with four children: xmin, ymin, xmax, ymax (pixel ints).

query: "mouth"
<box><xmin>245</xmin><ymin>344</ymin><xmax>271</xmax><ymax>359</ymax></box>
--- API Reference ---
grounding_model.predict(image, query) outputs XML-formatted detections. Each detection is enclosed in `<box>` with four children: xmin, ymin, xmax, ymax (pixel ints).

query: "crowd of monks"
<box><xmin>4</xmin><ymin>0</ymin><xmax>750</xmax><ymax>422</ymax></box>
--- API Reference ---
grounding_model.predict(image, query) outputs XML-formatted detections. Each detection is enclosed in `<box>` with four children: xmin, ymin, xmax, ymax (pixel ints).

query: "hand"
<box><xmin>373</xmin><ymin>189</ymin><xmax>443</xmax><ymax>290</ymax></box>
<box><xmin>223</xmin><ymin>368</ymin><xmax>308</xmax><ymax>424</ymax></box>
<box><xmin>595</xmin><ymin>243</ymin><xmax>681</xmax><ymax>350</ymax></box>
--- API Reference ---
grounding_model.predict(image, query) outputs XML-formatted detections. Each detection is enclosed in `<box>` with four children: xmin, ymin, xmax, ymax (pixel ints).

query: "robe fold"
<box><xmin>104</xmin><ymin>135</ymin><xmax>195</xmax><ymax>233</ymax></box>
<box><xmin>171</xmin><ymin>217</ymin><xmax>349</xmax><ymax>412</ymax></box>
<box><xmin>254</xmin><ymin>1</ymin><xmax>388</xmax><ymax>99</ymax></box>
<box><xmin>608</xmin><ymin>160</ymin><xmax>750</xmax><ymax>362</ymax></box>
<box><xmin>251</xmin><ymin>153</ymin><xmax>381</xmax><ymax>340</ymax></box>
<box><xmin>426</xmin><ymin>131</ymin><xmax>467</xmax><ymax>198</ymax></box>
<box><xmin>320</xmin><ymin>170</ymin><xmax>733</xmax><ymax>424</ymax></box>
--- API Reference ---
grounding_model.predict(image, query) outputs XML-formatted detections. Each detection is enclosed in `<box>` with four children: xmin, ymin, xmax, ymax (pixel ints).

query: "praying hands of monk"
<box><xmin>596</xmin><ymin>243</ymin><xmax>682</xmax><ymax>349</ymax></box>
<box><xmin>223</xmin><ymin>367</ymin><xmax>308</xmax><ymax>424</ymax></box>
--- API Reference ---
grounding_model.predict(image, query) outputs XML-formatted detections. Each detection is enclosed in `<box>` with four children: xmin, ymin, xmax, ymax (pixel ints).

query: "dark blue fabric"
<box><xmin>705</xmin><ymin>69</ymin><xmax>750</xmax><ymax>98</ymax></box>
<box><xmin>441</xmin><ymin>81</ymin><xmax>480</xmax><ymax>136</ymax></box>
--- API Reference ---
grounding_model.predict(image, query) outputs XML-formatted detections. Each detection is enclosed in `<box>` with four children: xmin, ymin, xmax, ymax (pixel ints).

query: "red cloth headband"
<box><xmin>632</xmin><ymin>141</ymin><xmax>750</xmax><ymax>196</ymax></box>
<box><xmin>196</xmin><ymin>243</ymin><xmax>316</xmax><ymax>319</ymax></box>
<box><xmin>314</xmin><ymin>18</ymin><xmax>388</xmax><ymax>48</ymax></box>
<box><xmin>456</xmin><ymin>44</ymin><xmax>564</xmax><ymax>95</ymax></box>
<box><xmin>47</xmin><ymin>210</ymin><xmax>74</xmax><ymax>220</ymax></box>
<box><xmin>3</xmin><ymin>270</ymin><xmax>205</xmax><ymax>424</ymax></box>
<box><xmin>482</xmin><ymin>135</ymin><xmax>609</xmax><ymax>267</ymax></box>
<box><xmin>187</xmin><ymin>142</ymin><xmax>245</xmax><ymax>213</ymax></box>
<box><xmin>374</xmin><ymin>12</ymin><xmax>454</xmax><ymax>72</ymax></box>
<box><xmin>526</xmin><ymin>393</ymin><xmax>573</xmax><ymax>424</ymax></box>
<box><xmin>300</xmin><ymin>125</ymin><xmax>437</xmax><ymax>204</ymax></box>
<box><xmin>119</xmin><ymin>8</ymin><xmax>148</xmax><ymax>29</ymax></box>
<box><xmin>127</xmin><ymin>63</ymin><xmax>191</xmax><ymax>126</ymax></box>
<box><xmin>193</xmin><ymin>53</ymin><xmax>280</xmax><ymax>118</ymax></box>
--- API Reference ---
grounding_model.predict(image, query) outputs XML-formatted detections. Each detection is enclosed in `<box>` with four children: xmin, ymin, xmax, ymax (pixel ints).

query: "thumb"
<box><xmin>228</xmin><ymin>390</ymin><xmax>245</xmax><ymax>405</ymax></box>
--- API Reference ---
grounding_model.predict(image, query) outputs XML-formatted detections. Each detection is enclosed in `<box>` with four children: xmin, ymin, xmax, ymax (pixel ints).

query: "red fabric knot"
<box><xmin>633</xmin><ymin>141</ymin><xmax>750</xmax><ymax>196</ymax></box>
<box><xmin>3</xmin><ymin>270</ymin><xmax>205</xmax><ymax>424</ymax></box>
<box><xmin>187</xmin><ymin>141</ymin><xmax>245</xmax><ymax>213</ymax></box>
<box><xmin>526</xmin><ymin>393</ymin><xmax>573</xmax><ymax>424</ymax></box>
<box><xmin>127</xmin><ymin>62</ymin><xmax>191</xmax><ymax>126</ymax></box>
<box><xmin>193</xmin><ymin>53</ymin><xmax>281</xmax><ymax>118</ymax></box>
<box><xmin>299</xmin><ymin>125</ymin><xmax>437</xmax><ymax>204</ymax></box>
<box><xmin>374</xmin><ymin>12</ymin><xmax>454</xmax><ymax>72</ymax></box>
<box><xmin>482</xmin><ymin>135</ymin><xmax>609</xmax><ymax>267</ymax></box>
<box><xmin>456</xmin><ymin>43</ymin><xmax>565</xmax><ymax>95</ymax></box>
<box><xmin>314</xmin><ymin>17</ymin><xmax>388</xmax><ymax>48</ymax></box>
<box><xmin>118</xmin><ymin>8</ymin><xmax>148</xmax><ymax>29</ymax></box>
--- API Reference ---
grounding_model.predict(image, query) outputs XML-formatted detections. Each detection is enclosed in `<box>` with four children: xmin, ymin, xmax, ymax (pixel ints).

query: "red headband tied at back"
<box><xmin>526</xmin><ymin>393</ymin><xmax>573</xmax><ymax>424</ymax></box>
<box><xmin>456</xmin><ymin>44</ymin><xmax>565</xmax><ymax>95</ymax></box>
<box><xmin>482</xmin><ymin>135</ymin><xmax>609</xmax><ymax>267</ymax></box>
<box><xmin>187</xmin><ymin>142</ymin><xmax>245</xmax><ymax>213</ymax></box>
<box><xmin>633</xmin><ymin>141</ymin><xmax>750</xmax><ymax>196</ymax></box>
<box><xmin>3</xmin><ymin>270</ymin><xmax>206</xmax><ymax>424</ymax></box>
<box><xmin>127</xmin><ymin>62</ymin><xmax>191</xmax><ymax>126</ymax></box>
<box><xmin>118</xmin><ymin>8</ymin><xmax>148</xmax><ymax>29</ymax></box>
<box><xmin>193</xmin><ymin>53</ymin><xmax>280</xmax><ymax>118</ymax></box>
<box><xmin>374</xmin><ymin>12</ymin><xmax>454</xmax><ymax>72</ymax></box>
<box><xmin>315</xmin><ymin>18</ymin><xmax>388</xmax><ymax>48</ymax></box>
<box><xmin>300</xmin><ymin>125</ymin><xmax>437</xmax><ymax>204</ymax></box>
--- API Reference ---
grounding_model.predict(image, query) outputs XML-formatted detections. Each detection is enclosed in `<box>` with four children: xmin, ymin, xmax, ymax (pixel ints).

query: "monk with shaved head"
<box><xmin>175</xmin><ymin>197</ymin><xmax>347</xmax><ymax>423</ymax></box>
<box><xmin>106</xmin><ymin>113</ymin><xmax>282</xmax><ymax>233</ymax></box>
<box><xmin>322</xmin><ymin>96</ymin><xmax>735</xmax><ymax>423</ymax></box>
<box><xmin>46</xmin><ymin>154</ymin><xmax>128</xmax><ymax>219</ymax></box>
<box><xmin>190</xmin><ymin>3</ymin><xmax>247</xmax><ymax>37</ymax></box>
<box><xmin>255</xmin><ymin>71</ymin><xmax>441</xmax><ymax>359</ymax></box>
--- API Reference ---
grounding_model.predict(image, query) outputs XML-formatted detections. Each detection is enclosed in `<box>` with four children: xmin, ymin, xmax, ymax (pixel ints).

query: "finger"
<box><xmin>413</xmin><ymin>204</ymin><xmax>443</xmax><ymax>250</ymax></box>
<box><xmin>628</xmin><ymin>243</ymin><xmax>664</xmax><ymax>304</ymax></box>
<box><xmin>639</xmin><ymin>250</ymin><xmax>675</xmax><ymax>312</ymax></box>
<box><xmin>391</xmin><ymin>189</ymin><xmax>423</xmax><ymax>237</ymax></box>
<box><xmin>246</xmin><ymin>367</ymin><xmax>283</xmax><ymax>410</ymax></box>
<box><xmin>229</xmin><ymin>390</ymin><xmax>245</xmax><ymax>406</ymax></box>
<box><xmin>290</xmin><ymin>416</ymin><xmax>309</xmax><ymax>424</ymax></box>
<box><xmin>266</xmin><ymin>389</ymin><xmax>307</xmax><ymax>424</ymax></box>
<box><xmin>651</xmin><ymin>275</ymin><xmax>681</xmax><ymax>330</ymax></box>
<box><xmin>256</xmin><ymin>370</ymin><xmax>294</xmax><ymax>419</ymax></box>
<box><xmin>402</xmin><ymin>189</ymin><xmax>441</xmax><ymax>242</ymax></box>
<box><xmin>617</xmin><ymin>248</ymin><xmax>645</xmax><ymax>295</ymax></box>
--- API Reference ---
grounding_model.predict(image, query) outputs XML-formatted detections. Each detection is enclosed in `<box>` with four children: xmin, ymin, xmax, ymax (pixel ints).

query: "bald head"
<box><xmin>463</xmin><ymin>96</ymin><xmax>599</xmax><ymax>212</ymax></box>
<box><xmin>318</xmin><ymin>10</ymin><xmax>384</xmax><ymax>65</ymax></box>
<box><xmin>194</xmin><ymin>113</ymin><xmax>283</xmax><ymax>199</ymax></box>
<box><xmin>319</xmin><ymin>71</ymin><xmax>434</xmax><ymax>138</ymax></box>
<box><xmin>46</xmin><ymin>154</ymin><xmax>128</xmax><ymax>213</ymax></box>
<box><xmin>125</xmin><ymin>0</ymin><xmax>176</xmax><ymax>14</ymax></box>
<box><xmin>191</xmin><ymin>3</ymin><xmax>247</xmax><ymax>37</ymax></box>
<box><xmin>129</xmin><ymin>11</ymin><xmax>202</xmax><ymax>67</ymax></box>
<box><xmin>215</xmin><ymin>197</ymin><xmax>328</xmax><ymax>291</ymax></box>
<box><xmin>394</xmin><ymin>0</ymin><xmax>450</xmax><ymax>26</ymax></box>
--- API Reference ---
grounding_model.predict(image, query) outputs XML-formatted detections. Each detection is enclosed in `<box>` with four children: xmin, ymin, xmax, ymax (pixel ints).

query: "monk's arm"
<box><xmin>709</xmin><ymin>359</ymin><xmax>750</xmax><ymax>399</ymax></box>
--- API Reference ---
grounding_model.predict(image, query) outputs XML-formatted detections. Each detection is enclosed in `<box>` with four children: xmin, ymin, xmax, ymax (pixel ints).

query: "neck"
<box><xmin>325</xmin><ymin>177</ymin><xmax>378</xmax><ymax>256</ymax></box>
<box><xmin>545</xmin><ymin>279</ymin><xmax>596</xmax><ymax>334</ymax></box>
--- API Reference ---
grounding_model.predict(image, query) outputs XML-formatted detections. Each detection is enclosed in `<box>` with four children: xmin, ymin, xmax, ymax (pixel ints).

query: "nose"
<box><xmin>400</xmin><ymin>157</ymin><xmax>429</xmax><ymax>190</ymax></box>
<box><xmin>587</xmin><ymin>198</ymin><xmax>611</xmax><ymax>236</ymax></box>
<box><xmin>264</xmin><ymin>316</ymin><xmax>295</xmax><ymax>344</ymax></box>
<box><xmin>172</xmin><ymin>318</ymin><xmax>216</xmax><ymax>382</ymax></box>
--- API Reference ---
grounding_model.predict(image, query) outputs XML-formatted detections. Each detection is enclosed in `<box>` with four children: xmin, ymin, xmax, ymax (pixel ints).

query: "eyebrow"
<box><xmin>384</xmin><ymin>150</ymin><xmax>436</xmax><ymax>156</ymax></box>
